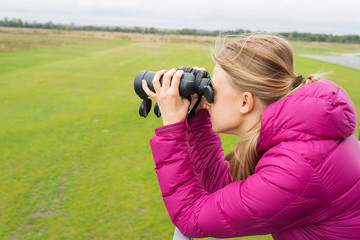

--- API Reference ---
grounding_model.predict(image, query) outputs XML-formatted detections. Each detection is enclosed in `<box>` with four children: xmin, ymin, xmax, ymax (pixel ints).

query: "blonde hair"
<box><xmin>214</xmin><ymin>33</ymin><xmax>322</xmax><ymax>181</ymax></box>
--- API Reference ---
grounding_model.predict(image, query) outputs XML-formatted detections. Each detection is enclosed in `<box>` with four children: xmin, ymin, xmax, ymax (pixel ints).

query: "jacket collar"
<box><xmin>257</xmin><ymin>79</ymin><xmax>357</xmax><ymax>154</ymax></box>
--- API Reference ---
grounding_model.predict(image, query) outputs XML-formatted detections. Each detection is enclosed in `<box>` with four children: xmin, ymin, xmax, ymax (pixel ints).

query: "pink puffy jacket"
<box><xmin>149</xmin><ymin>79</ymin><xmax>360</xmax><ymax>239</ymax></box>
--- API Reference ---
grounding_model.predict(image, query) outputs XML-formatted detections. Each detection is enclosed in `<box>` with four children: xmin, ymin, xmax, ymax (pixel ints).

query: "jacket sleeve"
<box><xmin>150</xmin><ymin>126</ymin><xmax>328</xmax><ymax>238</ymax></box>
<box><xmin>186</xmin><ymin>109</ymin><xmax>232</xmax><ymax>193</ymax></box>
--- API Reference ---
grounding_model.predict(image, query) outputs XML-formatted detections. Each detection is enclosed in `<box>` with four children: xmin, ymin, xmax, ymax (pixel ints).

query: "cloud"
<box><xmin>0</xmin><ymin>0</ymin><xmax>359</xmax><ymax>34</ymax></box>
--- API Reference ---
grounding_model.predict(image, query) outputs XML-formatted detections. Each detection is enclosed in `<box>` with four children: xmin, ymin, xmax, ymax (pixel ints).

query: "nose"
<box><xmin>203</xmin><ymin>96</ymin><xmax>212</xmax><ymax>108</ymax></box>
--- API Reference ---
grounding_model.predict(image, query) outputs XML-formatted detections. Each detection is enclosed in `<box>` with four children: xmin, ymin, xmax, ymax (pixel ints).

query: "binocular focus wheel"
<box><xmin>154</xmin><ymin>102</ymin><xmax>161</xmax><ymax>118</ymax></box>
<box><xmin>139</xmin><ymin>98</ymin><xmax>152</xmax><ymax>117</ymax></box>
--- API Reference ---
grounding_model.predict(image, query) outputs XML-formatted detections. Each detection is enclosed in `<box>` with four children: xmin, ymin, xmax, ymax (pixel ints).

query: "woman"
<box><xmin>141</xmin><ymin>34</ymin><xmax>360</xmax><ymax>239</ymax></box>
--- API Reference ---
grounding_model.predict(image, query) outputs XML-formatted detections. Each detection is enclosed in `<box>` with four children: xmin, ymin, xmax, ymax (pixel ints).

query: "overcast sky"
<box><xmin>1</xmin><ymin>0</ymin><xmax>359</xmax><ymax>35</ymax></box>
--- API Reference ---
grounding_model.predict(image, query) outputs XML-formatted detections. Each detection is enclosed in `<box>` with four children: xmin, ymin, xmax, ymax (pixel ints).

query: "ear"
<box><xmin>239</xmin><ymin>92</ymin><xmax>254</xmax><ymax>114</ymax></box>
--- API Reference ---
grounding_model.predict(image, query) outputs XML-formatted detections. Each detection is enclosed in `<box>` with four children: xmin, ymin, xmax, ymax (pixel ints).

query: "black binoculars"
<box><xmin>134</xmin><ymin>67</ymin><xmax>214</xmax><ymax>118</ymax></box>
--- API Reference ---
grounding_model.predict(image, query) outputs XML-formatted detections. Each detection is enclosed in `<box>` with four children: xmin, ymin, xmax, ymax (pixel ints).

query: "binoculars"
<box><xmin>134</xmin><ymin>67</ymin><xmax>214</xmax><ymax>118</ymax></box>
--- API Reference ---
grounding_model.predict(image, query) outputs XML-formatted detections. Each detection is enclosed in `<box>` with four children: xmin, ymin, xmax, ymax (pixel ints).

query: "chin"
<box><xmin>212</xmin><ymin>126</ymin><xmax>219</xmax><ymax>133</ymax></box>
<box><xmin>211</xmin><ymin>123</ymin><xmax>220</xmax><ymax>133</ymax></box>
<box><xmin>210</xmin><ymin>118</ymin><xmax>224</xmax><ymax>133</ymax></box>
<box><xmin>212</xmin><ymin>125</ymin><xmax>226</xmax><ymax>134</ymax></box>
<box><xmin>213</xmin><ymin>125</ymin><xmax>239</xmax><ymax>136</ymax></box>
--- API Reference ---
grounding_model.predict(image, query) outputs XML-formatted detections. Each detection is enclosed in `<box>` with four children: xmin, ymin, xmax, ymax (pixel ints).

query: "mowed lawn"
<box><xmin>0</xmin><ymin>31</ymin><xmax>359</xmax><ymax>240</ymax></box>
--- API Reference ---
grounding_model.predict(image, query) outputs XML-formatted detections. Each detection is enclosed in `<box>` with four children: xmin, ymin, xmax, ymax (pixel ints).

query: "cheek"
<box><xmin>210</xmin><ymin>103</ymin><xmax>241</xmax><ymax>133</ymax></box>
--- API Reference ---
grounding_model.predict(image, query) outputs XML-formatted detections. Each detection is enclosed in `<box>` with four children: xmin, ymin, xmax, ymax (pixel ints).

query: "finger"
<box><xmin>152</xmin><ymin>70</ymin><xmax>165</xmax><ymax>94</ymax></box>
<box><xmin>142</xmin><ymin>80</ymin><xmax>157</xmax><ymax>99</ymax></box>
<box><xmin>190</xmin><ymin>93</ymin><xmax>199</xmax><ymax>106</ymax></box>
<box><xmin>191</xmin><ymin>93</ymin><xmax>199</xmax><ymax>99</ymax></box>
<box><xmin>189</xmin><ymin>98</ymin><xmax>197</xmax><ymax>110</ymax></box>
<box><xmin>202</xmin><ymin>96</ymin><xmax>211</xmax><ymax>109</ymax></box>
<box><xmin>170</xmin><ymin>69</ymin><xmax>184</xmax><ymax>92</ymax></box>
<box><xmin>184</xmin><ymin>97</ymin><xmax>191</xmax><ymax>108</ymax></box>
<box><xmin>162</xmin><ymin>68</ymin><xmax>176</xmax><ymax>90</ymax></box>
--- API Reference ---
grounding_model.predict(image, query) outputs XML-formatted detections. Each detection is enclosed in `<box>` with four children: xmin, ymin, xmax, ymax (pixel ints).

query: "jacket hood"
<box><xmin>257</xmin><ymin>79</ymin><xmax>357</xmax><ymax>154</ymax></box>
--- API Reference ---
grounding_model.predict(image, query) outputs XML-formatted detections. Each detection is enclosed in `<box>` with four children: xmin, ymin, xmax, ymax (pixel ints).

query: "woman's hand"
<box><xmin>141</xmin><ymin>69</ymin><xmax>190</xmax><ymax>126</ymax></box>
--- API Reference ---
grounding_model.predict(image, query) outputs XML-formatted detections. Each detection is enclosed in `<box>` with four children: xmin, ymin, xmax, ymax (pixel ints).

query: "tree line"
<box><xmin>1</xmin><ymin>17</ymin><xmax>359</xmax><ymax>44</ymax></box>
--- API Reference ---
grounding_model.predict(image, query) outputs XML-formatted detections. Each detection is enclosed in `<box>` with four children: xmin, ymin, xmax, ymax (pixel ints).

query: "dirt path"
<box><xmin>298</xmin><ymin>52</ymin><xmax>360</xmax><ymax>70</ymax></box>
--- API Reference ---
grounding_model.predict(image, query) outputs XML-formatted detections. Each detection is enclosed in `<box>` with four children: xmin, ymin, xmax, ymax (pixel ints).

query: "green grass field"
<box><xmin>0</xmin><ymin>29</ymin><xmax>359</xmax><ymax>240</ymax></box>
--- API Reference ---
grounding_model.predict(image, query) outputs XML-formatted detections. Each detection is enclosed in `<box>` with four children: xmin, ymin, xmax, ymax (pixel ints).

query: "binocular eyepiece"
<box><xmin>134</xmin><ymin>67</ymin><xmax>214</xmax><ymax>118</ymax></box>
